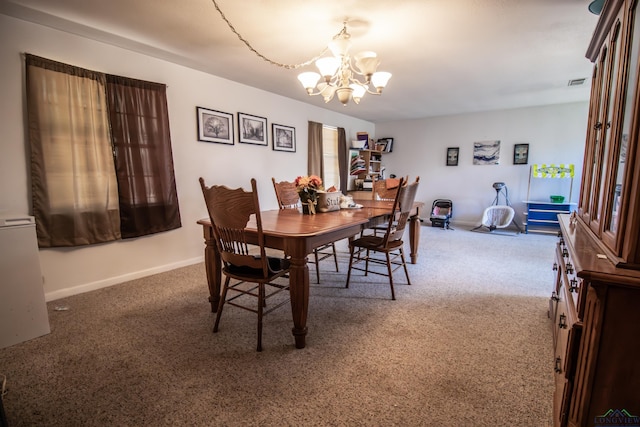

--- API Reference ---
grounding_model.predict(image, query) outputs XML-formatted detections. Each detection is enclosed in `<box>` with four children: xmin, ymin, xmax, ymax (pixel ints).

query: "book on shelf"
<box><xmin>350</xmin><ymin>154</ymin><xmax>367</xmax><ymax>175</ymax></box>
<box><xmin>377</xmin><ymin>138</ymin><xmax>393</xmax><ymax>153</ymax></box>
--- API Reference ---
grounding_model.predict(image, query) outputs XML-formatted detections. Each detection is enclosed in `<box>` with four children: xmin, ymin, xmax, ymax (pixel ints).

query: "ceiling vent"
<box><xmin>568</xmin><ymin>78</ymin><xmax>586</xmax><ymax>87</ymax></box>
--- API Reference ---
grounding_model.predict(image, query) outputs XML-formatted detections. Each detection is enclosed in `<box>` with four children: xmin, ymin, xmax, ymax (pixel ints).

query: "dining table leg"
<box><xmin>287</xmin><ymin>240</ymin><xmax>310</xmax><ymax>349</ymax></box>
<box><xmin>409</xmin><ymin>214</ymin><xmax>421</xmax><ymax>264</ymax></box>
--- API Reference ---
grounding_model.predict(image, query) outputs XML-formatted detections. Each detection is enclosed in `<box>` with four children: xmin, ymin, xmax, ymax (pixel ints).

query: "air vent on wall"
<box><xmin>568</xmin><ymin>78</ymin><xmax>586</xmax><ymax>87</ymax></box>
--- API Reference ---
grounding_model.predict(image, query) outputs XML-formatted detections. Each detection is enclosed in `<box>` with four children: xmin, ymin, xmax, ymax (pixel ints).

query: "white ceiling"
<box><xmin>0</xmin><ymin>0</ymin><xmax>600</xmax><ymax>123</ymax></box>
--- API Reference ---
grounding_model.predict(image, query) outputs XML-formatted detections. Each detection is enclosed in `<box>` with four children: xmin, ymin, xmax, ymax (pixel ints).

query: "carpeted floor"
<box><xmin>0</xmin><ymin>225</ymin><xmax>556</xmax><ymax>426</ymax></box>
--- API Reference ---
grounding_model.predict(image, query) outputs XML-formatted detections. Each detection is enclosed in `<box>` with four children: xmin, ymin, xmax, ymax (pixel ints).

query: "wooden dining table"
<box><xmin>197</xmin><ymin>199</ymin><xmax>423</xmax><ymax>349</ymax></box>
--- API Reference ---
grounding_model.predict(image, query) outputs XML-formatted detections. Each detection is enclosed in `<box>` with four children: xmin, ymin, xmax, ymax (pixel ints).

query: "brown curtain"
<box><xmin>337</xmin><ymin>127</ymin><xmax>348</xmax><ymax>193</ymax></box>
<box><xmin>307</xmin><ymin>121</ymin><xmax>323</xmax><ymax>177</ymax></box>
<box><xmin>106</xmin><ymin>75</ymin><xmax>181</xmax><ymax>238</ymax></box>
<box><xmin>26</xmin><ymin>54</ymin><xmax>121</xmax><ymax>247</ymax></box>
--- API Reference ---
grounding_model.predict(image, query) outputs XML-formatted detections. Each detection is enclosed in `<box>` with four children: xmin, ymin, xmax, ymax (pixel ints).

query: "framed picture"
<box><xmin>272</xmin><ymin>123</ymin><xmax>296</xmax><ymax>152</ymax></box>
<box><xmin>238</xmin><ymin>112</ymin><xmax>267</xmax><ymax>145</ymax></box>
<box><xmin>446</xmin><ymin>147</ymin><xmax>459</xmax><ymax>166</ymax></box>
<box><xmin>196</xmin><ymin>107</ymin><xmax>234</xmax><ymax>145</ymax></box>
<box><xmin>513</xmin><ymin>143</ymin><xmax>529</xmax><ymax>165</ymax></box>
<box><xmin>473</xmin><ymin>140</ymin><xmax>501</xmax><ymax>165</ymax></box>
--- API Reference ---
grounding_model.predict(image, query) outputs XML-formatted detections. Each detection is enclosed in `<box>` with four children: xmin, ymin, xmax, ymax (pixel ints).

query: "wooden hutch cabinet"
<box><xmin>550</xmin><ymin>0</ymin><xmax>640</xmax><ymax>425</ymax></box>
<box><xmin>580</xmin><ymin>0</ymin><xmax>640</xmax><ymax>266</ymax></box>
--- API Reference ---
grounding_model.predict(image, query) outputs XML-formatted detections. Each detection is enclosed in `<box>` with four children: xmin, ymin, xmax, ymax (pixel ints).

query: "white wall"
<box><xmin>0</xmin><ymin>14</ymin><xmax>375</xmax><ymax>300</ymax></box>
<box><xmin>376</xmin><ymin>103</ymin><xmax>589</xmax><ymax>226</ymax></box>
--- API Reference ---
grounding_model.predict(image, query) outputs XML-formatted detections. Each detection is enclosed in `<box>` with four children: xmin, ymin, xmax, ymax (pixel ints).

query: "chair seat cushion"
<box><xmin>350</xmin><ymin>235</ymin><xmax>403</xmax><ymax>250</ymax></box>
<box><xmin>225</xmin><ymin>257</ymin><xmax>290</xmax><ymax>280</ymax></box>
<box><xmin>431</xmin><ymin>214</ymin><xmax>450</xmax><ymax>220</ymax></box>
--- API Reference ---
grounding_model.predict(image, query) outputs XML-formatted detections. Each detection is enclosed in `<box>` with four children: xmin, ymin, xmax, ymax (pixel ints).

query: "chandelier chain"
<box><xmin>211</xmin><ymin>0</ymin><xmax>329</xmax><ymax>70</ymax></box>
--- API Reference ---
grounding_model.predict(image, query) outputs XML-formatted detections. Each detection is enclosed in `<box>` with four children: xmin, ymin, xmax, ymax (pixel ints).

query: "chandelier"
<box><xmin>297</xmin><ymin>23</ymin><xmax>392</xmax><ymax>106</ymax></box>
<box><xmin>211</xmin><ymin>1</ymin><xmax>391</xmax><ymax>106</ymax></box>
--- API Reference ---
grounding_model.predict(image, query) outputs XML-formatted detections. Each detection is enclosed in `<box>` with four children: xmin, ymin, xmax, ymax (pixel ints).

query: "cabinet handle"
<box><xmin>566</xmin><ymin>262</ymin><xmax>574</xmax><ymax>274</ymax></box>
<box><xmin>559</xmin><ymin>313</ymin><xmax>567</xmax><ymax>329</ymax></box>
<box><xmin>557</xmin><ymin>231</ymin><xmax>563</xmax><ymax>238</ymax></box>
<box><xmin>569</xmin><ymin>278</ymin><xmax>579</xmax><ymax>293</ymax></box>
<box><xmin>606</xmin><ymin>121</ymin><xmax>611</xmax><ymax>129</ymax></box>
<box><xmin>562</xmin><ymin>248</ymin><xmax>569</xmax><ymax>258</ymax></box>
<box><xmin>555</xmin><ymin>357</ymin><xmax>562</xmax><ymax>373</ymax></box>
<box><xmin>594</xmin><ymin>121</ymin><xmax>602</xmax><ymax>130</ymax></box>
<box><xmin>551</xmin><ymin>291</ymin><xmax>559</xmax><ymax>302</ymax></box>
<box><xmin>553</xmin><ymin>262</ymin><xmax>558</xmax><ymax>271</ymax></box>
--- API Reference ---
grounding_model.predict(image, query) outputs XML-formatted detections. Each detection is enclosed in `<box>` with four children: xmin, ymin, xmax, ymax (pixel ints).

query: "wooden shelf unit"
<box><xmin>357</xmin><ymin>149</ymin><xmax>383</xmax><ymax>180</ymax></box>
<box><xmin>350</xmin><ymin>149</ymin><xmax>384</xmax><ymax>192</ymax></box>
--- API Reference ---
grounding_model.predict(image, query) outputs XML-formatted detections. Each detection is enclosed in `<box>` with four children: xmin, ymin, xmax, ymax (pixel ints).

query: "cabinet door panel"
<box><xmin>581</xmin><ymin>49</ymin><xmax>608</xmax><ymax>225</ymax></box>
<box><xmin>604</xmin><ymin>0</ymin><xmax>640</xmax><ymax>254</ymax></box>
<box><xmin>590</xmin><ymin>18</ymin><xmax>624</xmax><ymax>235</ymax></box>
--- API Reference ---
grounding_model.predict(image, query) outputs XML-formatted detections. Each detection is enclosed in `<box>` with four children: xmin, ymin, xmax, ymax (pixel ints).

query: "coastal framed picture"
<box><xmin>513</xmin><ymin>143</ymin><xmax>529</xmax><ymax>165</ymax></box>
<box><xmin>446</xmin><ymin>147</ymin><xmax>459</xmax><ymax>166</ymax></box>
<box><xmin>272</xmin><ymin>123</ymin><xmax>296</xmax><ymax>152</ymax></box>
<box><xmin>196</xmin><ymin>107</ymin><xmax>234</xmax><ymax>145</ymax></box>
<box><xmin>473</xmin><ymin>140</ymin><xmax>500</xmax><ymax>165</ymax></box>
<box><xmin>238</xmin><ymin>112</ymin><xmax>267</xmax><ymax>146</ymax></box>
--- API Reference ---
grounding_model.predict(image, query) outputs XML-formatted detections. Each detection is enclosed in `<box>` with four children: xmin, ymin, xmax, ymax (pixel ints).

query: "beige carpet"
<box><xmin>0</xmin><ymin>225</ymin><xmax>556</xmax><ymax>426</ymax></box>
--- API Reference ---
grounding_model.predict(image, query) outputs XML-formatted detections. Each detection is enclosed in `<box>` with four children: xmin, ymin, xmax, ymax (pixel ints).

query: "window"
<box><xmin>26</xmin><ymin>54</ymin><xmax>181</xmax><ymax>247</ymax></box>
<box><xmin>106</xmin><ymin>75</ymin><xmax>181</xmax><ymax>238</ymax></box>
<box><xmin>322</xmin><ymin>126</ymin><xmax>339</xmax><ymax>188</ymax></box>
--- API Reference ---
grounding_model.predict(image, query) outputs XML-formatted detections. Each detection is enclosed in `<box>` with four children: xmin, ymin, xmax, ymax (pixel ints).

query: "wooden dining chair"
<box><xmin>272</xmin><ymin>177</ymin><xmax>339</xmax><ymax>284</ymax></box>
<box><xmin>365</xmin><ymin>176</ymin><xmax>402</xmax><ymax>237</ymax></box>
<box><xmin>199</xmin><ymin>177</ymin><xmax>291</xmax><ymax>352</ymax></box>
<box><xmin>372</xmin><ymin>176</ymin><xmax>402</xmax><ymax>201</ymax></box>
<box><xmin>346</xmin><ymin>176</ymin><xmax>420</xmax><ymax>300</ymax></box>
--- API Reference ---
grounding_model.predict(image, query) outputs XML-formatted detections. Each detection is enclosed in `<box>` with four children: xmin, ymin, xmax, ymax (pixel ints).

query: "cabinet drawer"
<box><xmin>557</xmin><ymin>234</ymin><xmax>581</xmax><ymax>315</ymax></box>
<box><xmin>529</xmin><ymin>203</ymin><xmax>572</xmax><ymax>212</ymax></box>
<box><xmin>552</xmin><ymin>284</ymin><xmax>578</xmax><ymax>426</ymax></box>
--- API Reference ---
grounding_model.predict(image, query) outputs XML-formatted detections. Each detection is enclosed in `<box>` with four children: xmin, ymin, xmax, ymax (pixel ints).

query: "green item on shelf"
<box><xmin>550</xmin><ymin>195</ymin><xmax>565</xmax><ymax>203</ymax></box>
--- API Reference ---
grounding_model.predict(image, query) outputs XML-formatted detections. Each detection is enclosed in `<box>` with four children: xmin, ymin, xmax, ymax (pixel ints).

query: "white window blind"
<box><xmin>322</xmin><ymin>126</ymin><xmax>339</xmax><ymax>189</ymax></box>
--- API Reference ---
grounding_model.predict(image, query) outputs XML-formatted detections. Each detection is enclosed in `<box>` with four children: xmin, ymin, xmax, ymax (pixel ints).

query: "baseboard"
<box><xmin>45</xmin><ymin>256</ymin><xmax>203</xmax><ymax>302</ymax></box>
<box><xmin>421</xmin><ymin>219</ymin><xmax>478</xmax><ymax>228</ymax></box>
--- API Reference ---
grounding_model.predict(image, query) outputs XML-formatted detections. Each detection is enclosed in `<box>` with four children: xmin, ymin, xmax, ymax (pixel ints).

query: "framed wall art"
<box><xmin>272</xmin><ymin>123</ymin><xmax>296</xmax><ymax>152</ymax></box>
<box><xmin>513</xmin><ymin>143</ymin><xmax>529</xmax><ymax>165</ymax></box>
<box><xmin>238</xmin><ymin>112</ymin><xmax>267</xmax><ymax>146</ymax></box>
<box><xmin>446</xmin><ymin>147</ymin><xmax>459</xmax><ymax>166</ymax></box>
<box><xmin>473</xmin><ymin>140</ymin><xmax>501</xmax><ymax>165</ymax></box>
<box><xmin>196</xmin><ymin>107</ymin><xmax>234</xmax><ymax>145</ymax></box>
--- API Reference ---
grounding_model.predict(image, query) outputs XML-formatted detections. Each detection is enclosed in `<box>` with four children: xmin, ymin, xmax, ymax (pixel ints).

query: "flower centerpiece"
<box><xmin>295</xmin><ymin>175</ymin><xmax>323</xmax><ymax>214</ymax></box>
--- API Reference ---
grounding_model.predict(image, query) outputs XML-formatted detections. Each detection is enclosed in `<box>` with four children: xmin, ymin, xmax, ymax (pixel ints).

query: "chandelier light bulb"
<box><xmin>350</xmin><ymin>84</ymin><xmax>366</xmax><ymax>104</ymax></box>
<box><xmin>371</xmin><ymin>72</ymin><xmax>392</xmax><ymax>92</ymax></box>
<box><xmin>318</xmin><ymin>83</ymin><xmax>337</xmax><ymax>103</ymax></box>
<box><xmin>354</xmin><ymin>51</ymin><xmax>380</xmax><ymax>77</ymax></box>
<box><xmin>298</xmin><ymin>72</ymin><xmax>321</xmax><ymax>92</ymax></box>
<box><xmin>315</xmin><ymin>57</ymin><xmax>341</xmax><ymax>79</ymax></box>
<box><xmin>328</xmin><ymin>37</ymin><xmax>352</xmax><ymax>58</ymax></box>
